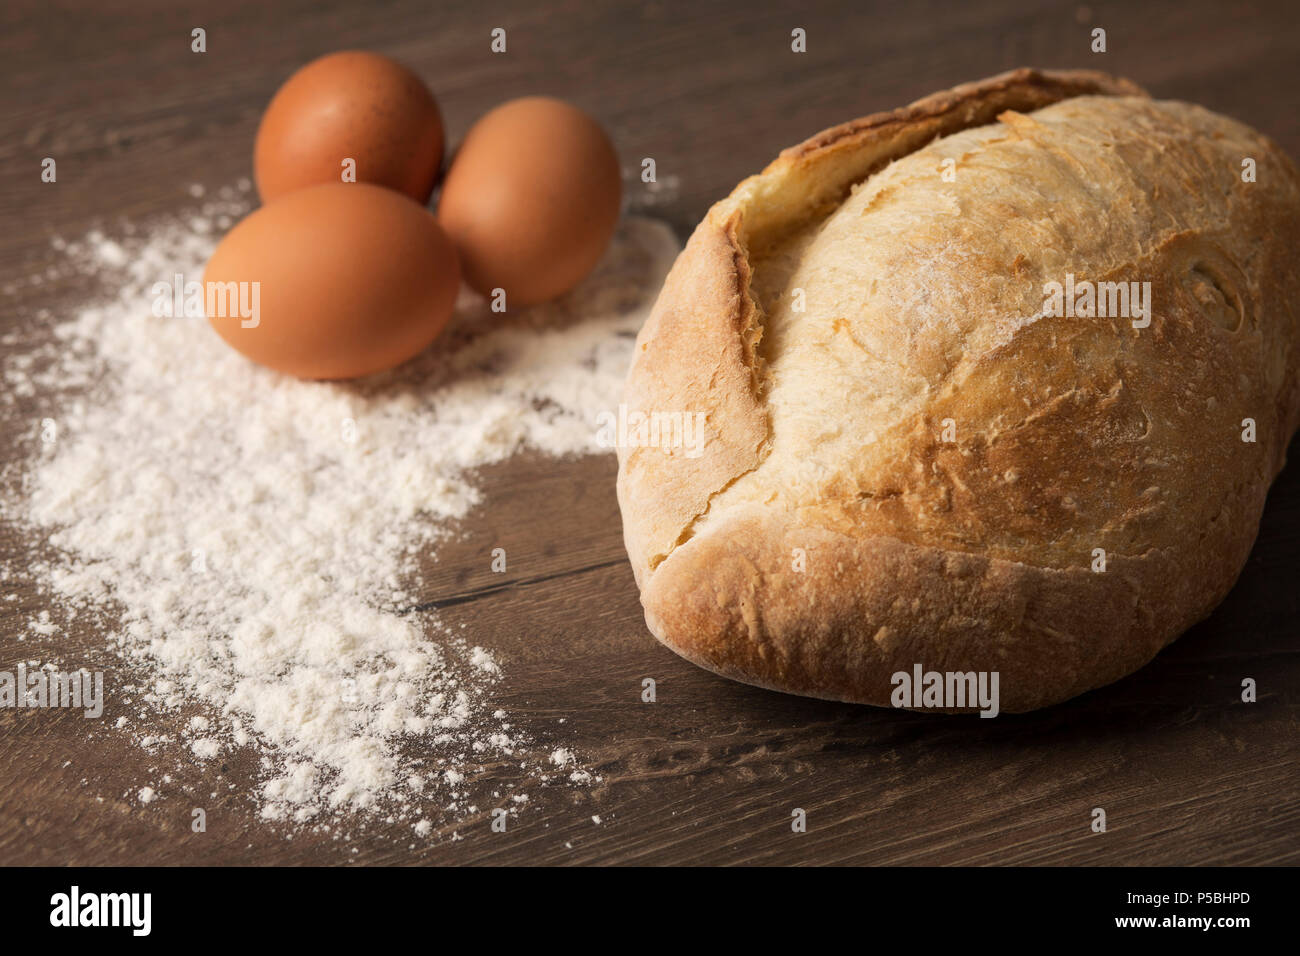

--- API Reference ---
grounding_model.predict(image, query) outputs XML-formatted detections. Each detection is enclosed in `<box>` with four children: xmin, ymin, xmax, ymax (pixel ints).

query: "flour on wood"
<box><xmin>0</xmin><ymin>185</ymin><xmax>679</xmax><ymax>831</ymax></box>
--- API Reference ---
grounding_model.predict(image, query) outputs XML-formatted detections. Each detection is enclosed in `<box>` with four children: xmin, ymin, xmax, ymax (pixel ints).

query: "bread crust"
<box><xmin>616</xmin><ymin>68</ymin><xmax>1300</xmax><ymax>712</ymax></box>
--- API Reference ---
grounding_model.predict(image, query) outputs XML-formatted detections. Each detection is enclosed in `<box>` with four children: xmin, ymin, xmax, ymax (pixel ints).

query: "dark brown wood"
<box><xmin>2</xmin><ymin>0</ymin><xmax>1297</xmax><ymax>865</ymax></box>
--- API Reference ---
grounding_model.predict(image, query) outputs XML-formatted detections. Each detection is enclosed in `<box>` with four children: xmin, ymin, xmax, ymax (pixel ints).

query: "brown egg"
<box><xmin>255</xmin><ymin>50</ymin><xmax>444</xmax><ymax>204</ymax></box>
<box><xmin>438</xmin><ymin>97</ymin><xmax>622</xmax><ymax>307</ymax></box>
<box><xmin>204</xmin><ymin>183</ymin><xmax>459</xmax><ymax>380</ymax></box>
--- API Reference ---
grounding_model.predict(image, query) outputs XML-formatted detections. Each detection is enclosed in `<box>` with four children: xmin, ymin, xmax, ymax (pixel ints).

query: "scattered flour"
<box><xmin>0</xmin><ymin>189</ymin><xmax>678</xmax><ymax>831</ymax></box>
<box><xmin>469</xmin><ymin>646</ymin><xmax>502</xmax><ymax>675</ymax></box>
<box><xmin>191</xmin><ymin>738</ymin><xmax>221</xmax><ymax>759</ymax></box>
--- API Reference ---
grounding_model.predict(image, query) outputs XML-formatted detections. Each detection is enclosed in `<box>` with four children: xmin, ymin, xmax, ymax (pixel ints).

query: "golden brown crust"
<box><xmin>618</xmin><ymin>69</ymin><xmax>1152</xmax><ymax>583</ymax></box>
<box><xmin>616</xmin><ymin>68</ymin><xmax>1300</xmax><ymax>712</ymax></box>
<box><xmin>640</xmin><ymin>502</ymin><xmax>1255</xmax><ymax>712</ymax></box>
<box><xmin>616</xmin><ymin>211</ymin><xmax>768</xmax><ymax>588</ymax></box>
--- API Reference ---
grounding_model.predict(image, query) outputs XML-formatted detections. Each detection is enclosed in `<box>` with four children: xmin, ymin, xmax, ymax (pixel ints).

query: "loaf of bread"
<box><xmin>615</xmin><ymin>68</ymin><xmax>1300</xmax><ymax>712</ymax></box>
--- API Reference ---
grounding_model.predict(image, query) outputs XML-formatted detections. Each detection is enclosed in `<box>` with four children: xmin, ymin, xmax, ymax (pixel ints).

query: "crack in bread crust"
<box><xmin>616</xmin><ymin>68</ymin><xmax>1300</xmax><ymax>711</ymax></box>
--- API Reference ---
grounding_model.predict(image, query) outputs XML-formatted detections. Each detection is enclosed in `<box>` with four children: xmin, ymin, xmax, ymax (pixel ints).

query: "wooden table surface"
<box><xmin>2</xmin><ymin>0</ymin><xmax>1298</xmax><ymax>866</ymax></box>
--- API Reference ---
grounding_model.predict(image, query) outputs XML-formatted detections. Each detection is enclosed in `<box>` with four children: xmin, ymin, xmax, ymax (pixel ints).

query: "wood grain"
<box><xmin>1</xmin><ymin>0</ymin><xmax>1297</xmax><ymax>865</ymax></box>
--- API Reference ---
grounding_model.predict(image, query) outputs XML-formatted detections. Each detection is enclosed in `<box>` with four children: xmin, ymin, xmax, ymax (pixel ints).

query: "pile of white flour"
<box><xmin>0</xmin><ymin>184</ymin><xmax>678</xmax><ymax>830</ymax></box>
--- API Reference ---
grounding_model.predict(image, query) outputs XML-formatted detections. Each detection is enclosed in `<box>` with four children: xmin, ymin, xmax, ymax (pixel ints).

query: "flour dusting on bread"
<box><xmin>617</xmin><ymin>68</ymin><xmax>1300</xmax><ymax>712</ymax></box>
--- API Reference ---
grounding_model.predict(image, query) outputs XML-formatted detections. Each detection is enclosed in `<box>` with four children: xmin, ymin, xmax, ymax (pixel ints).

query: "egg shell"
<box><xmin>204</xmin><ymin>183</ymin><xmax>460</xmax><ymax>380</ymax></box>
<box><xmin>255</xmin><ymin>50</ymin><xmax>444</xmax><ymax>204</ymax></box>
<box><xmin>438</xmin><ymin>96</ymin><xmax>622</xmax><ymax>307</ymax></box>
